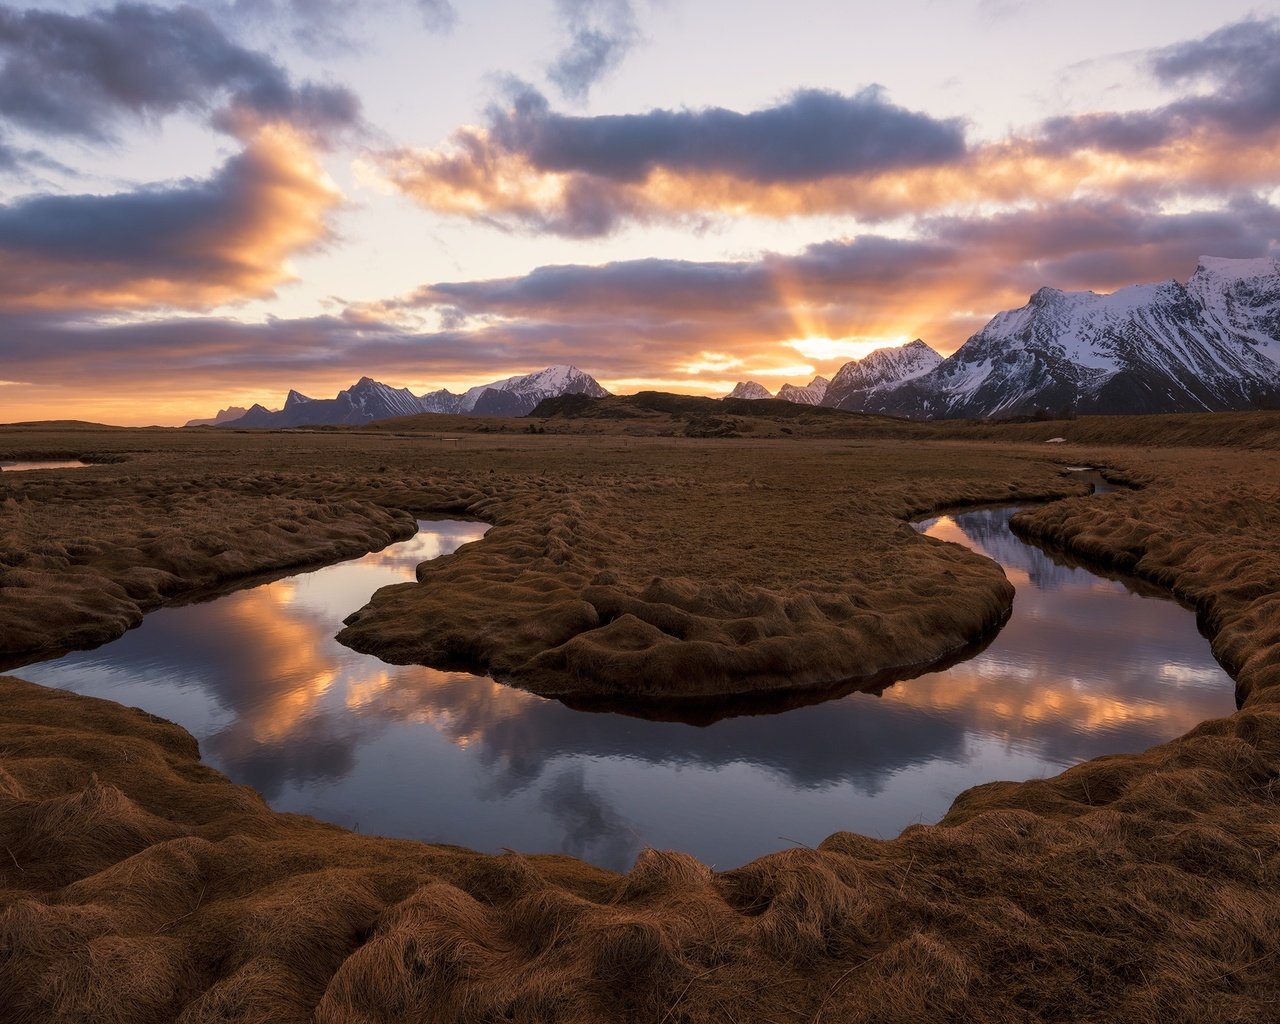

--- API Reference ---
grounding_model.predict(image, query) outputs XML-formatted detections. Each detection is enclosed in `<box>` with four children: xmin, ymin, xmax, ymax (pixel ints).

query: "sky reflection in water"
<box><xmin>1</xmin><ymin>461</ymin><xmax>89</xmax><ymax>471</ymax></box>
<box><xmin>19</xmin><ymin>504</ymin><xmax>1236</xmax><ymax>871</ymax></box>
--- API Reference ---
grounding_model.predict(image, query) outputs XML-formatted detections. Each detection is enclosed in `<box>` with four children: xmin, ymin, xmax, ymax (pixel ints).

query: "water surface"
<box><xmin>15</xmin><ymin>494</ymin><xmax>1235</xmax><ymax>870</ymax></box>
<box><xmin>1</xmin><ymin>460</ymin><xmax>89</xmax><ymax>472</ymax></box>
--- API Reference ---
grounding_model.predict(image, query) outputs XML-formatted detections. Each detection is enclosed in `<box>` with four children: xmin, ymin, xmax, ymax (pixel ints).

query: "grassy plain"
<box><xmin>1</xmin><ymin>413</ymin><xmax>1279</xmax><ymax>1021</ymax></box>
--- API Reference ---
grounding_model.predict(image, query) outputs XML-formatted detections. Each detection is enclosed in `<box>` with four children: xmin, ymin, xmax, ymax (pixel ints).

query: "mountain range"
<box><xmin>728</xmin><ymin>257</ymin><xmax>1280</xmax><ymax>419</ymax></box>
<box><xmin>188</xmin><ymin>257</ymin><xmax>1279</xmax><ymax>428</ymax></box>
<box><xmin>190</xmin><ymin>365</ymin><xmax>609</xmax><ymax>428</ymax></box>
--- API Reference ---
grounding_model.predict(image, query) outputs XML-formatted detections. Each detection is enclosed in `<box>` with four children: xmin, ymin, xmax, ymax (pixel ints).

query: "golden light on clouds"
<box><xmin>680</xmin><ymin>352</ymin><xmax>744</xmax><ymax>374</ymax></box>
<box><xmin>0</xmin><ymin>124</ymin><xmax>341</xmax><ymax>314</ymax></box>
<box><xmin>745</xmin><ymin>363</ymin><xmax>817</xmax><ymax>378</ymax></box>
<box><xmin>373</xmin><ymin>120</ymin><xmax>1280</xmax><ymax>236</ymax></box>
<box><xmin>785</xmin><ymin>336</ymin><xmax>913</xmax><ymax>362</ymax></box>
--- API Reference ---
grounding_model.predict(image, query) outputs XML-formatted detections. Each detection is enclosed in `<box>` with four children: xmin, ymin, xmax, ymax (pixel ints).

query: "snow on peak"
<box><xmin>819</xmin><ymin>340</ymin><xmax>943</xmax><ymax>411</ymax></box>
<box><xmin>726</xmin><ymin>381</ymin><xmax>772</xmax><ymax>400</ymax></box>
<box><xmin>455</xmin><ymin>365</ymin><xmax>609</xmax><ymax>412</ymax></box>
<box><xmin>1194</xmin><ymin>256</ymin><xmax>1280</xmax><ymax>281</ymax></box>
<box><xmin>776</xmin><ymin>375</ymin><xmax>829</xmax><ymax>405</ymax></box>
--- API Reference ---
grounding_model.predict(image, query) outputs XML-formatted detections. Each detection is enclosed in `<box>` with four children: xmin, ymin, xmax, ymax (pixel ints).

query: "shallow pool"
<box><xmin>14</xmin><ymin>488</ymin><xmax>1236</xmax><ymax>870</ymax></box>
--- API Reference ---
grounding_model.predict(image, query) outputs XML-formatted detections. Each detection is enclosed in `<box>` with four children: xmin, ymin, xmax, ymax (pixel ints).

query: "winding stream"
<box><xmin>12</xmin><ymin>481</ymin><xmax>1235</xmax><ymax>870</ymax></box>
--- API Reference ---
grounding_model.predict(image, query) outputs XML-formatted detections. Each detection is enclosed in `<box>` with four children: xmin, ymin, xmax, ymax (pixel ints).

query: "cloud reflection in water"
<box><xmin>20</xmin><ymin>507</ymin><xmax>1236</xmax><ymax>870</ymax></box>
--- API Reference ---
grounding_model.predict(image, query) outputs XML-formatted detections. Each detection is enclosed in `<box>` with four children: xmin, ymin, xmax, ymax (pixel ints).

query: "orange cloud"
<box><xmin>0</xmin><ymin>124</ymin><xmax>340</xmax><ymax>313</ymax></box>
<box><xmin>376</xmin><ymin>123</ymin><xmax>1280</xmax><ymax>236</ymax></box>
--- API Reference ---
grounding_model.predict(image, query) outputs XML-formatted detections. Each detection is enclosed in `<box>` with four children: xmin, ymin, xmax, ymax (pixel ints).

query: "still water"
<box><xmin>1</xmin><ymin>461</ymin><xmax>89</xmax><ymax>471</ymax></box>
<box><xmin>15</xmin><ymin>492</ymin><xmax>1235</xmax><ymax>870</ymax></box>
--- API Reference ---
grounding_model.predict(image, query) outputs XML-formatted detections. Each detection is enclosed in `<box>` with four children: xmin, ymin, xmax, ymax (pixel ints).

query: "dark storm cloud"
<box><xmin>491</xmin><ymin>84</ymin><xmax>968</xmax><ymax>183</ymax></box>
<box><xmin>0</xmin><ymin>3</ymin><xmax>360</xmax><ymax>142</ymax></box>
<box><xmin>548</xmin><ymin>0</ymin><xmax>641</xmax><ymax>101</ymax></box>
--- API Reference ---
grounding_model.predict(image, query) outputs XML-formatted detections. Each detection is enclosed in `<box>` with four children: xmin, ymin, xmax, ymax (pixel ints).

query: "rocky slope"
<box><xmin>823</xmin><ymin>340</ymin><xmax>943</xmax><ymax>411</ymax></box>
<box><xmin>776</xmin><ymin>375</ymin><xmax>830</xmax><ymax>405</ymax></box>
<box><xmin>862</xmin><ymin>258</ymin><xmax>1280</xmax><ymax>419</ymax></box>
<box><xmin>726</xmin><ymin>381</ymin><xmax>772</xmax><ymax>400</ymax></box>
<box><xmin>203</xmin><ymin>366</ymin><xmax>609</xmax><ymax>428</ymax></box>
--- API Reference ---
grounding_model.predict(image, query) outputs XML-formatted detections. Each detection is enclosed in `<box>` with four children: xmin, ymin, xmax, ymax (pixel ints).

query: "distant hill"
<box><xmin>526</xmin><ymin>390</ymin><xmax>928</xmax><ymax>438</ymax></box>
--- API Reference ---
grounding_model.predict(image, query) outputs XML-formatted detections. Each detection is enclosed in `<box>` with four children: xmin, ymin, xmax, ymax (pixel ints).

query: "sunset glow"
<box><xmin>786</xmin><ymin>337</ymin><xmax>914</xmax><ymax>363</ymax></box>
<box><xmin>0</xmin><ymin>1</ymin><xmax>1277</xmax><ymax>423</ymax></box>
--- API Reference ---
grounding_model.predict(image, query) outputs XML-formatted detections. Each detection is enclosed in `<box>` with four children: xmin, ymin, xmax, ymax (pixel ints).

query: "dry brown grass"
<box><xmin>1</xmin><ymin>427</ymin><xmax>1085</xmax><ymax>698</ymax></box>
<box><xmin>1</xmin><ymin>419</ymin><xmax>1280</xmax><ymax>1020</ymax></box>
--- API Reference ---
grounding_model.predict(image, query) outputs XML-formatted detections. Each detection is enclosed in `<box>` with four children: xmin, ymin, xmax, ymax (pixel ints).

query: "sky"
<box><xmin>1</xmin><ymin>0</ymin><xmax>1278</xmax><ymax>425</ymax></box>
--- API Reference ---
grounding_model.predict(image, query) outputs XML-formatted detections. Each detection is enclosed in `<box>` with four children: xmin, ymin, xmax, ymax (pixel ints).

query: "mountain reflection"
<box><xmin>19</xmin><ymin>504</ymin><xmax>1237</xmax><ymax>871</ymax></box>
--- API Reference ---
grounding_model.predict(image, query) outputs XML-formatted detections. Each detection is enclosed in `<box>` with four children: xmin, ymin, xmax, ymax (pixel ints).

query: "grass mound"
<box><xmin>3</xmin><ymin>422</ymin><xmax>1280</xmax><ymax>1018</ymax></box>
<box><xmin>4</xmin><ymin>671</ymin><xmax>1280</xmax><ymax>1022</ymax></box>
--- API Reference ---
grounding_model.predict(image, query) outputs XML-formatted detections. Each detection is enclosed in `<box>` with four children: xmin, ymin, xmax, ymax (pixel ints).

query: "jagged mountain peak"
<box><xmin>457</xmin><ymin>365</ymin><xmax>609</xmax><ymax>413</ymax></box>
<box><xmin>776</xmin><ymin>375</ymin><xmax>830</xmax><ymax>405</ymax></box>
<box><xmin>726</xmin><ymin>381</ymin><xmax>772</xmax><ymax>400</ymax></box>
<box><xmin>850</xmin><ymin>257</ymin><xmax>1280</xmax><ymax>419</ymax></box>
<box><xmin>200</xmin><ymin>365</ymin><xmax>610</xmax><ymax>427</ymax></box>
<box><xmin>823</xmin><ymin>340</ymin><xmax>943</xmax><ymax>411</ymax></box>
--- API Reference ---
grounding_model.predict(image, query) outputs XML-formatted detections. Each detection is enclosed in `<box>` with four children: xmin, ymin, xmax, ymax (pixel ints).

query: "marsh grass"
<box><xmin>1</xmin><ymin>420</ymin><xmax>1279</xmax><ymax>1020</ymax></box>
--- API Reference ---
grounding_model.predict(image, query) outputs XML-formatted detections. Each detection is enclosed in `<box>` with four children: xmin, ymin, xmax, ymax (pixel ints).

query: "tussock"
<box><xmin>2</xmin><ymin>421</ymin><xmax>1280</xmax><ymax>1019</ymax></box>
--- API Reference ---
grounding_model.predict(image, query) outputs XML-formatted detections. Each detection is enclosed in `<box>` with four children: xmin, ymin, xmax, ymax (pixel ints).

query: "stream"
<box><xmin>12</xmin><ymin>476</ymin><xmax>1236</xmax><ymax>870</ymax></box>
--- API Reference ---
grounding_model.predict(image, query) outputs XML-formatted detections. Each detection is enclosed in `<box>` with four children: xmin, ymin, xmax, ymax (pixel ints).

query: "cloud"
<box><xmin>539</xmin><ymin>765</ymin><xmax>637</xmax><ymax>867</ymax></box>
<box><xmin>0</xmin><ymin>124</ymin><xmax>340</xmax><ymax>311</ymax></box>
<box><xmin>0</xmin><ymin>2</ymin><xmax>360</xmax><ymax>144</ymax></box>
<box><xmin>491</xmin><ymin>85</ymin><xmax>967</xmax><ymax>183</ymax></box>
<box><xmin>1150</xmin><ymin>18</ymin><xmax>1280</xmax><ymax>135</ymax></box>
<box><xmin>6</xmin><ymin>194</ymin><xmax>1274</xmax><ymax>421</ymax></box>
<box><xmin>225</xmin><ymin>0</ymin><xmax>456</xmax><ymax>47</ymax></box>
<box><xmin>416</xmin><ymin>0</ymin><xmax>458</xmax><ymax>31</ymax></box>
<box><xmin>1037</xmin><ymin>19</ymin><xmax>1280</xmax><ymax>157</ymax></box>
<box><xmin>376</xmin><ymin>17</ymin><xmax>1280</xmax><ymax>237</ymax></box>
<box><xmin>376</xmin><ymin>84</ymin><xmax>968</xmax><ymax>235</ymax></box>
<box><xmin>548</xmin><ymin>0</ymin><xmax>641</xmax><ymax>101</ymax></box>
<box><xmin>0</xmin><ymin>130</ymin><xmax>73</xmax><ymax>178</ymax></box>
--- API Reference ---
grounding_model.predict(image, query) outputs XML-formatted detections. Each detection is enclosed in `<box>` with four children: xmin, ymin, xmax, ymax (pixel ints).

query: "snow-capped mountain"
<box><xmin>1188</xmin><ymin>257</ymin><xmax>1280</xmax><ymax>369</ymax></box>
<box><xmin>821</xmin><ymin>340</ymin><xmax>942</xmax><ymax>411</ymax></box>
<box><xmin>776</xmin><ymin>375</ymin><xmax>830</xmax><ymax>405</ymax></box>
<box><xmin>202</xmin><ymin>366</ymin><xmax>609</xmax><ymax>428</ymax></box>
<box><xmin>418</xmin><ymin>388</ymin><xmax>464</xmax><ymax>414</ymax></box>
<box><xmin>458</xmin><ymin>364</ymin><xmax>608</xmax><ymax>415</ymax></box>
<box><xmin>225</xmin><ymin>377</ymin><xmax>423</xmax><ymax>428</ymax></box>
<box><xmin>346</xmin><ymin>377</ymin><xmax>425</xmax><ymax>419</ymax></box>
<box><xmin>862</xmin><ymin>258</ymin><xmax>1280</xmax><ymax>419</ymax></box>
<box><xmin>726</xmin><ymin>381</ymin><xmax>772</xmax><ymax>400</ymax></box>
